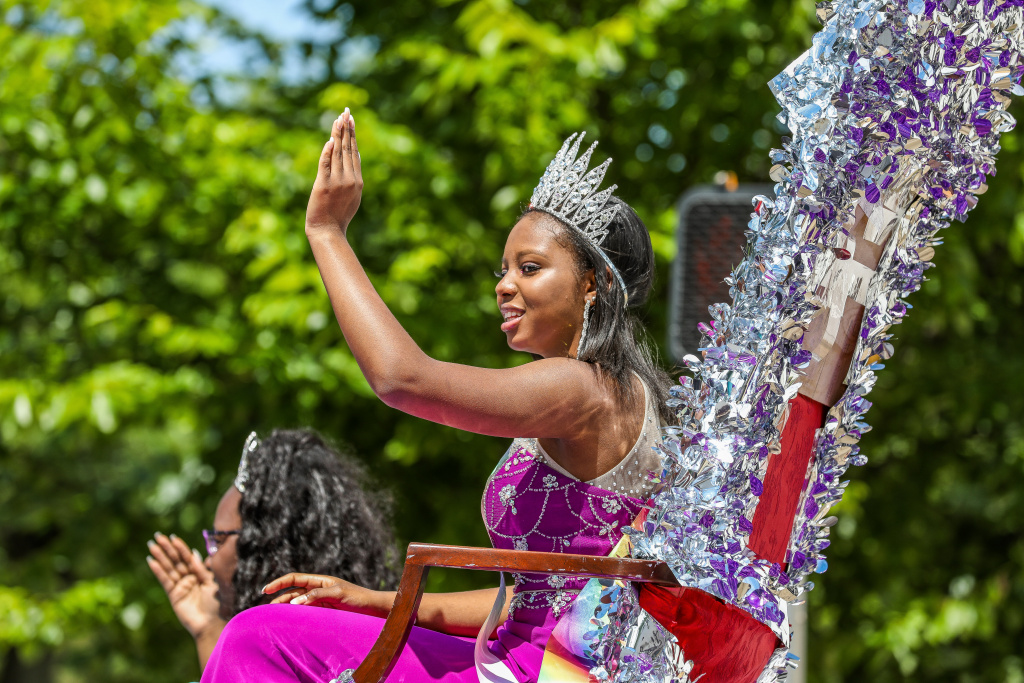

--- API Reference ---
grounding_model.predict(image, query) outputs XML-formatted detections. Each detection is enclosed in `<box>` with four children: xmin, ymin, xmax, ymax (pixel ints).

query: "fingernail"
<box><xmin>193</xmin><ymin>549</ymin><xmax>203</xmax><ymax>560</ymax></box>
<box><xmin>343</xmin><ymin>106</ymin><xmax>350</xmax><ymax>115</ymax></box>
<box><xmin>170</xmin><ymin>533</ymin><xmax>179</xmax><ymax>540</ymax></box>
<box><xmin>154</xmin><ymin>532</ymin><xmax>162</xmax><ymax>540</ymax></box>
<box><xmin>262</xmin><ymin>584</ymin><xmax>271</xmax><ymax>594</ymax></box>
<box><xmin>349</xmin><ymin>114</ymin><xmax>355</xmax><ymax>131</ymax></box>
<box><xmin>146</xmin><ymin>540</ymin><xmax>155</xmax><ymax>549</ymax></box>
<box><xmin>290</xmin><ymin>595</ymin><xmax>307</xmax><ymax>605</ymax></box>
<box><xmin>146</xmin><ymin>555</ymin><xmax>154</xmax><ymax>563</ymax></box>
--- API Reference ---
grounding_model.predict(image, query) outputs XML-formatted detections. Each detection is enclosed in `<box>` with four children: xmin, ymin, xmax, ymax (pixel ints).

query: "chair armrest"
<box><xmin>352</xmin><ymin>543</ymin><xmax>678</xmax><ymax>683</ymax></box>
<box><xmin>404</xmin><ymin>542</ymin><xmax>679</xmax><ymax>583</ymax></box>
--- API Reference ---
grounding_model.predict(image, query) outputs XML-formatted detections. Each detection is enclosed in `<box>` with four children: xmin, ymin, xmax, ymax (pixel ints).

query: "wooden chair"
<box><xmin>352</xmin><ymin>542</ymin><xmax>681</xmax><ymax>683</ymax></box>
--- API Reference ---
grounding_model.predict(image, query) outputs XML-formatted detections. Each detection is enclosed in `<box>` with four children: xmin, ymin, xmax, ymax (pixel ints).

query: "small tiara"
<box><xmin>234</xmin><ymin>431</ymin><xmax>259</xmax><ymax>493</ymax></box>
<box><xmin>529</xmin><ymin>132</ymin><xmax>629</xmax><ymax>302</ymax></box>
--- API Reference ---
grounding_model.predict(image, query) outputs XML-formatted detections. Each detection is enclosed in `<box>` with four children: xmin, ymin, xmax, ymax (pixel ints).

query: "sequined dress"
<box><xmin>481</xmin><ymin>379</ymin><xmax>664</xmax><ymax>682</ymax></box>
<box><xmin>200</xmin><ymin>382</ymin><xmax>663</xmax><ymax>683</ymax></box>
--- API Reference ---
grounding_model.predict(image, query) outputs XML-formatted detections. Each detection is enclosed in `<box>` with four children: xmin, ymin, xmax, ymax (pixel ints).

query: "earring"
<box><xmin>577</xmin><ymin>299</ymin><xmax>593</xmax><ymax>359</ymax></box>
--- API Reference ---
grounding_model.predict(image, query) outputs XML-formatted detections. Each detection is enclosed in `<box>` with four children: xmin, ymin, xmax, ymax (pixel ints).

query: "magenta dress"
<box><xmin>201</xmin><ymin>386</ymin><xmax>664</xmax><ymax>683</ymax></box>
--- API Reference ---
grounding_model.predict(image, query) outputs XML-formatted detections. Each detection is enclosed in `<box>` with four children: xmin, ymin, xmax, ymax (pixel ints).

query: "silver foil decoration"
<box><xmin>550</xmin><ymin>578</ymin><xmax>694</xmax><ymax>682</ymax></box>
<box><xmin>615</xmin><ymin>0</ymin><xmax>1024</xmax><ymax>681</ymax></box>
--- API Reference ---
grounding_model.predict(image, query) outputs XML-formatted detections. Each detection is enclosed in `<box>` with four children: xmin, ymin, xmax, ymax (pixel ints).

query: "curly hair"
<box><xmin>232</xmin><ymin>429</ymin><xmax>400</xmax><ymax>614</ymax></box>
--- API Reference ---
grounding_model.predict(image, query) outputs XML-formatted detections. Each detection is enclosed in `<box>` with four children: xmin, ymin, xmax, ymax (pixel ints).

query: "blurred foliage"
<box><xmin>0</xmin><ymin>0</ymin><xmax>1021</xmax><ymax>681</ymax></box>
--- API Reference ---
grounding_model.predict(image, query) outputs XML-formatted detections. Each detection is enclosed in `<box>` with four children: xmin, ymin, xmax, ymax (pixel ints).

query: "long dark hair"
<box><xmin>526</xmin><ymin>198</ymin><xmax>674</xmax><ymax>423</ymax></box>
<box><xmin>232</xmin><ymin>429</ymin><xmax>400</xmax><ymax>614</ymax></box>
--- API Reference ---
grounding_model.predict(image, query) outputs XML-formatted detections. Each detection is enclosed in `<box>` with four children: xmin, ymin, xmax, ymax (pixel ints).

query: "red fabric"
<box><xmin>638</xmin><ymin>585</ymin><xmax>779</xmax><ymax>683</ymax></box>
<box><xmin>625</xmin><ymin>396</ymin><xmax>828</xmax><ymax>682</ymax></box>
<box><xmin>748</xmin><ymin>394</ymin><xmax>827</xmax><ymax>565</ymax></box>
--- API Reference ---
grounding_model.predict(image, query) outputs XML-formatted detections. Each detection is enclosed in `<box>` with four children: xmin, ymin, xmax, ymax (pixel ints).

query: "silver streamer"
<box><xmin>614</xmin><ymin>0</ymin><xmax>1024</xmax><ymax>681</ymax></box>
<box><xmin>578</xmin><ymin>580</ymin><xmax>693</xmax><ymax>683</ymax></box>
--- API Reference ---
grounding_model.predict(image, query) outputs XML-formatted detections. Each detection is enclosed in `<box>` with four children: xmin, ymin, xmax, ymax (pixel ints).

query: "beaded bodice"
<box><xmin>481</xmin><ymin>380</ymin><xmax>664</xmax><ymax>620</ymax></box>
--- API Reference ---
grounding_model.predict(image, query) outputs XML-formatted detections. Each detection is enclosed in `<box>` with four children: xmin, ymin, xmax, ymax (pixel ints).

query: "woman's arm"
<box><xmin>393</xmin><ymin>588</ymin><xmax>507</xmax><ymax>638</ymax></box>
<box><xmin>193</xmin><ymin>620</ymin><xmax>227</xmax><ymax>670</ymax></box>
<box><xmin>264</xmin><ymin>573</ymin><xmax>508</xmax><ymax>638</ymax></box>
<box><xmin>304</xmin><ymin>112</ymin><xmax>601</xmax><ymax>440</ymax></box>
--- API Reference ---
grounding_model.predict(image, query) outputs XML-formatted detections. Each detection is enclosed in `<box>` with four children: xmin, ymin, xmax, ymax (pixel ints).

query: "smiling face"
<box><xmin>496</xmin><ymin>211</ymin><xmax>595</xmax><ymax>358</ymax></box>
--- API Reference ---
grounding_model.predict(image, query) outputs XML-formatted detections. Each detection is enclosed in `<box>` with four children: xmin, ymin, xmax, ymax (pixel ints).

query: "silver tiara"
<box><xmin>529</xmin><ymin>132</ymin><xmax>628</xmax><ymax>302</ymax></box>
<box><xmin>234</xmin><ymin>431</ymin><xmax>259</xmax><ymax>493</ymax></box>
<box><xmin>530</xmin><ymin>132</ymin><xmax>620</xmax><ymax>245</ymax></box>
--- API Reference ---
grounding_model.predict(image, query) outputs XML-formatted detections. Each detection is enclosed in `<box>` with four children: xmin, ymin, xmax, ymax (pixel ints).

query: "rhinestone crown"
<box><xmin>529</xmin><ymin>132</ymin><xmax>621</xmax><ymax>247</ymax></box>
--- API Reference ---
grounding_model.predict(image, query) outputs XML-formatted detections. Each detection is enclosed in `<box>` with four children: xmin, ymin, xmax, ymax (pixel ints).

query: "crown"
<box><xmin>529</xmin><ymin>132</ymin><xmax>629</xmax><ymax>302</ymax></box>
<box><xmin>234</xmin><ymin>431</ymin><xmax>260</xmax><ymax>493</ymax></box>
<box><xmin>529</xmin><ymin>132</ymin><xmax>621</xmax><ymax>246</ymax></box>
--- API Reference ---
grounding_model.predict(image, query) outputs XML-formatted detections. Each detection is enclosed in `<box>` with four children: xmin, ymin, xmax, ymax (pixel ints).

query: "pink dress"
<box><xmin>201</xmin><ymin>386</ymin><xmax>664</xmax><ymax>683</ymax></box>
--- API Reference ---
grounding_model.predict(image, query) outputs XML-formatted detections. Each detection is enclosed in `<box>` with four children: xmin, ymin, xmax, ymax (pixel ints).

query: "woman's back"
<box><xmin>202</xmin><ymin>116</ymin><xmax>672</xmax><ymax>683</ymax></box>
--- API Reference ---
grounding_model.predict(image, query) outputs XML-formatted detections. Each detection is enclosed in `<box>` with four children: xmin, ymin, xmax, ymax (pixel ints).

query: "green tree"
<box><xmin>2</xmin><ymin>0</ymin><xmax>1022</xmax><ymax>681</ymax></box>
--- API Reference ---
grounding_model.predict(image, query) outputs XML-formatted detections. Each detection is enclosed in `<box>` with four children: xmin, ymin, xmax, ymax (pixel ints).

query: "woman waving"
<box><xmin>201</xmin><ymin>110</ymin><xmax>672</xmax><ymax>683</ymax></box>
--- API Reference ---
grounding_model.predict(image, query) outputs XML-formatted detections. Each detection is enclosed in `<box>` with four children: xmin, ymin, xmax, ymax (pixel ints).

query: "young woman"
<box><xmin>199</xmin><ymin>112</ymin><xmax>673</xmax><ymax>683</ymax></box>
<box><xmin>147</xmin><ymin>429</ymin><xmax>399</xmax><ymax>672</ymax></box>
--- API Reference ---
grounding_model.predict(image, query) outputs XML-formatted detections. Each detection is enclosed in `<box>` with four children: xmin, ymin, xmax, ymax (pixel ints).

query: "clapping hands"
<box><xmin>147</xmin><ymin>532</ymin><xmax>223</xmax><ymax>638</ymax></box>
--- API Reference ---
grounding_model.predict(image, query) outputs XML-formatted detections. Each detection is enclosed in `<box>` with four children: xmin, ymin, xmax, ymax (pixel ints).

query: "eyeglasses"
<box><xmin>202</xmin><ymin>528</ymin><xmax>240</xmax><ymax>556</ymax></box>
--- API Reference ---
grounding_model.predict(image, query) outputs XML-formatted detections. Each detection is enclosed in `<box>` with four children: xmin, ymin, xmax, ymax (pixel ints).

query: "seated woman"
<box><xmin>146</xmin><ymin>429</ymin><xmax>399</xmax><ymax>672</ymax></box>
<box><xmin>200</xmin><ymin>113</ymin><xmax>673</xmax><ymax>683</ymax></box>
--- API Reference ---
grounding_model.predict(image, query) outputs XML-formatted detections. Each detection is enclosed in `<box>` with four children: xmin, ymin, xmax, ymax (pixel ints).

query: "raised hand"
<box><xmin>305</xmin><ymin>109</ymin><xmax>363</xmax><ymax>238</ymax></box>
<box><xmin>264</xmin><ymin>572</ymin><xmax>390</xmax><ymax>617</ymax></box>
<box><xmin>147</xmin><ymin>532</ymin><xmax>222</xmax><ymax>638</ymax></box>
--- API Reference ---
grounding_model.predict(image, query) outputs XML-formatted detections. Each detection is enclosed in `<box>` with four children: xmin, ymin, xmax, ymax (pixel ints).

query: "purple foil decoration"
<box><xmin>618</xmin><ymin>1</ymin><xmax>1024</xmax><ymax>681</ymax></box>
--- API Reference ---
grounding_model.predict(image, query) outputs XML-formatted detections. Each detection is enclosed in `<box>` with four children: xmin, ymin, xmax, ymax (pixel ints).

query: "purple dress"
<box><xmin>201</xmin><ymin>386</ymin><xmax>663</xmax><ymax>683</ymax></box>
